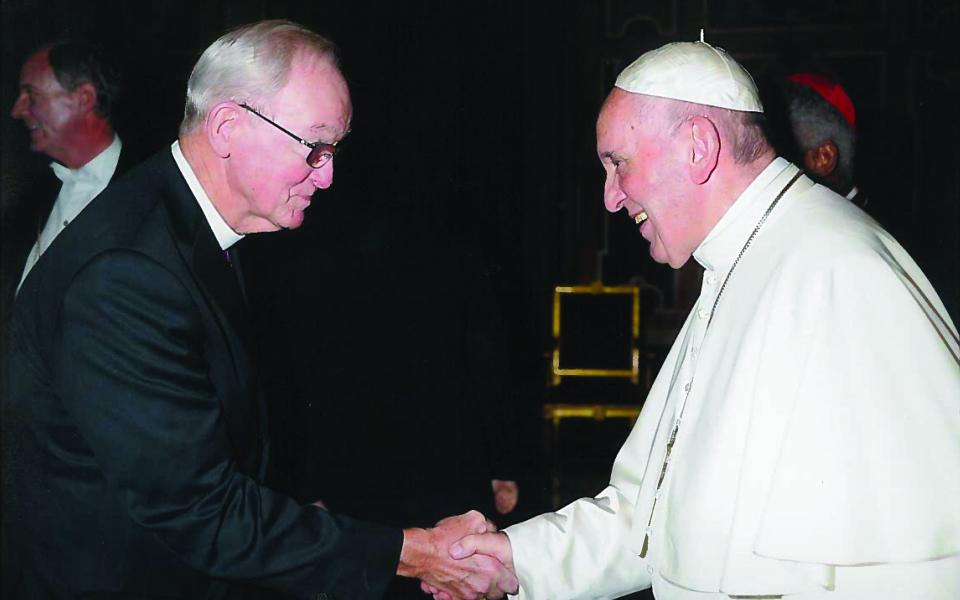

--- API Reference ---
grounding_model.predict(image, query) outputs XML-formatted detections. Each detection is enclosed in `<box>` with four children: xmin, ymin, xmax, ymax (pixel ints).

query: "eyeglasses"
<box><xmin>238</xmin><ymin>103</ymin><xmax>338</xmax><ymax>168</ymax></box>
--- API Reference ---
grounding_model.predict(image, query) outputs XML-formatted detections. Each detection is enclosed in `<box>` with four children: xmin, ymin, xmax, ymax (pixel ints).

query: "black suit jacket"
<box><xmin>4</xmin><ymin>149</ymin><xmax>401</xmax><ymax>599</ymax></box>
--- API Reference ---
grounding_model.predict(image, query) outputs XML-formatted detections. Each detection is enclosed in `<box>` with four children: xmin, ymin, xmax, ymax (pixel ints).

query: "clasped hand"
<box><xmin>411</xmin><ymin>511</ymin><xmax>517</xmax><ymax>600</ymax></box>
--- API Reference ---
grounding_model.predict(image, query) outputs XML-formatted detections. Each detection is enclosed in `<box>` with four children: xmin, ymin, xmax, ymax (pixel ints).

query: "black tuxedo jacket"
<box><xmin>1</xmin><ymin>143</ymin><xmax>144</xmax><ymax>598</ymax></box>
<box><xmin>4</xmin><ymin>149</ymin><xmax>401</xmax><ymax>599</ymax></box>
<box><xmin>0</xmin><ymin>142</ymin><xmax>140</xmax><ymax>326</ymax></box>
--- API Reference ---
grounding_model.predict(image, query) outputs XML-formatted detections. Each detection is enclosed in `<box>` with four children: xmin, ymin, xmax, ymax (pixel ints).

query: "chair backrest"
<box><xmin>550</xmin><ymin>284</ymin><xmax>639</xmax><ymax>386</ymax></box>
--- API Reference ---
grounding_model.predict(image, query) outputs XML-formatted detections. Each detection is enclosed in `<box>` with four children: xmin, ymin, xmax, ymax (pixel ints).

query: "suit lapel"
<box><xmin>113</xmin><ymin>141</ymin><xmax>145</xmax><ymax>180</ymax></box>
<box><xmin>157</xmin><ymin>151</ymin><xmax>267</xmax><ymax>472</ymax></box>
<box><xmin>191</xmin><ymin>230</ymin><xmax>251</xmax><ymax>346</ymax></box>
<box><xmin>160</xmin><ymin>152</ymin><xmax>254</xmax><ymax>366</ymax></box>
<box><xmin>225</xmin><ymin>245</ymin><xmax>249</xmax><ymax>306</ymax></box>
<box><xmin>1</xmin><ymin>170</ymin><xmax>58</xmax><ymax>321</ymax></box>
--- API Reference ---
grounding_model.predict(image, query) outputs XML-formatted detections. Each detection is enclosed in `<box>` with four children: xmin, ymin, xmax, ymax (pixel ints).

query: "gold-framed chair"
<box><xmin>549</xmin><ymin>284</ymin><xmax>640</xmax><ymax>386</ymax></box>
<box><xmin>542</xmin><ymin>283</ymin><xmax>645</xmax><ymax>507</ymax></box>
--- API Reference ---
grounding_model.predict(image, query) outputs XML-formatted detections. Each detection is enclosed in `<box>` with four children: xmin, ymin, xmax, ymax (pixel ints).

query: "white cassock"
<box><xmin>506</xmin><ymin>158</ymin><xmax>960</xmax><ymax>599</ymax></box>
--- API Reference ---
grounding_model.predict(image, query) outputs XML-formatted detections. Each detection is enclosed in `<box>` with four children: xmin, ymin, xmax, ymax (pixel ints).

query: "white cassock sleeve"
<box><xmin>505</xmin><ymin>459</ymin><xmax>652</xmax><ymax>600</ymax></box>
<box><xmin>503</xmin><ymin>335</ymin><xmax>690</xmax><ymax>600</ymax></box>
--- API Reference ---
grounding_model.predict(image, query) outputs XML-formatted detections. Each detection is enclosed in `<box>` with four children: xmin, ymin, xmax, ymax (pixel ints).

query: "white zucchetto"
<box><xmin>615</xmin><ymin>41</ymin><xmax>763</xmax><ymax>113</ymax></box>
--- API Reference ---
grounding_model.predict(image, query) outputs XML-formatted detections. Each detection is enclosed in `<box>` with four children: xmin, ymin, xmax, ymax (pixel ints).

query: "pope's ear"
<box><xmin>205</xmin><ymin>102</ymin><xmax>241</xmax><ymax>158</ymax></box>
<box><xmin>687</xmin><ymin>116</ymin><xmax>720</xmax><ymax>185</ymax></box>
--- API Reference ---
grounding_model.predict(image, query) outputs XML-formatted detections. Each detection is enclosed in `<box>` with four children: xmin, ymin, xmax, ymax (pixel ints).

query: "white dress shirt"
<box><xmin>18</xmin><ymin>135</ymin><xmax>122</xmax><ymax>291</ymax></box>
<box><xmin>506</xmin><ymin>159</ymin><xmax>960</xmax><ymax>599</ymax></box>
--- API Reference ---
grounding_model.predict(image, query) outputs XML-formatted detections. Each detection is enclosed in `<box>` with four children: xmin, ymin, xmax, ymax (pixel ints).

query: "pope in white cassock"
<box><xmin>430</xmin><ymin>40</ymin><xmax>960</xmax><ymax>600</ymax></box>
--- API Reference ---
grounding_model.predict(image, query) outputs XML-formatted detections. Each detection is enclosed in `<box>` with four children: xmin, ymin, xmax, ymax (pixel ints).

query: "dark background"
<box><xmin>3</xmin><ymin>0</ymin><xmax>959</xmax><ymax>521</ymax></box>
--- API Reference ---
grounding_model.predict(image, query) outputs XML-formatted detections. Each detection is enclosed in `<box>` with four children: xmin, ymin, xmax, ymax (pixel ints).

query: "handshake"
<box><xmin>399</xmin><ymin>510</ymin><xmax>519</xmax><ymax>600</ymax></box>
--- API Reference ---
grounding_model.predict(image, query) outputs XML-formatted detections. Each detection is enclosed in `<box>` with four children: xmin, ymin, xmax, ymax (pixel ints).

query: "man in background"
<box><xmin>3</xmin><ymin>41</ymin><xmax>139</xmax><ymax>303</ymax></box>
<box><xmin>780</xmin><ymin>72</ymin><xmax>865</xmax><ymax>206</ymax></box>
<box><xmin>440</xmin><ymin>40</ymin><xmax>960</xmax><ymax>600</ymax></box>
<box><xmin>1</xmin><ymin>39</ymin><xmax>139</xmax><ymax>596</ymax></box>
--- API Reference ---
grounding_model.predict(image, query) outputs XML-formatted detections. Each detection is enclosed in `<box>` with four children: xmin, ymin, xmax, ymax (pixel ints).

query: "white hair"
<box><xmin>180</xmin><ymin>19</ymin><xmax>339</xmax><ymax>134</ymax></box>
<box><xmin>642</xmin><ymin>97</ymin><xmax>771</xmax><ymax>165</ymax></box>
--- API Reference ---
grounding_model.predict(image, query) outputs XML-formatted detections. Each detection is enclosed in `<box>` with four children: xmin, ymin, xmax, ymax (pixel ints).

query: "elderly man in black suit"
<box><xmin>4</xmin><ymin>20</ymin><xmax>515</xmax><ymax>600</ymax></box>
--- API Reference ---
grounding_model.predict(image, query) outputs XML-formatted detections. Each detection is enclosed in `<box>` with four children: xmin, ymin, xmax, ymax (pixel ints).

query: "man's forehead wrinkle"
<box><xmin>308</xmin><ymin>117</ymin><xmax>350</xmax><ymax>130</ymax></box>
<box><xmin>308</xmin><ymin>118</ymin><xmax>351</xmax><ymax>137</ymax></box>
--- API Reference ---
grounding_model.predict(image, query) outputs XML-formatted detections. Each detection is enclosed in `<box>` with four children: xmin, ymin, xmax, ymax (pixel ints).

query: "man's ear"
<box><xmin>688</xmin><ymin>116</ymin><xmax>720</xmax><ymax>185</ymax></box>
<box><xmin>802</xmin><ymin>140</ymin><xmax>838</xmax><ymax>177</ymax></box>
<box><xmin>71</xmin><ymin>82</ymin><xmax>98</xmax><ymax>115</ymax></box>
<box><xmin>206</xmin><ymin>102</ymin><xmax>240</xmax><ymax>158</ymax></box>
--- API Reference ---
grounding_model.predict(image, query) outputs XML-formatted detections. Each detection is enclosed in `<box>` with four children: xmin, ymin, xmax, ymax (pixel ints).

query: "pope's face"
<box><xmin>10</xmin><ymin>49</ymin><xmax>81</xmax><ymax>164</ymax></box>
<box><xmin>596</xmin><ymin>90</ymin><xmax>698</xmax><ymax>269</ymax></box>
<box><xmin>226</xmin><ymin>53</ymin><xmax>352</xmax><ymax>233</ymax></box>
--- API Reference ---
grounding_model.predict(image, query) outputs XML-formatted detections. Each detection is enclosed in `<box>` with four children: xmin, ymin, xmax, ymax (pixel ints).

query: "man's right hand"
<box><xmin>398</xmin><ymin>510</ymin><xmax>517</xmax><ymax>600</ymax></box>
<box><xmin>420</xmin><ymin>530</ymin><xmax>518</xmax><ymax>600</ymax></box>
